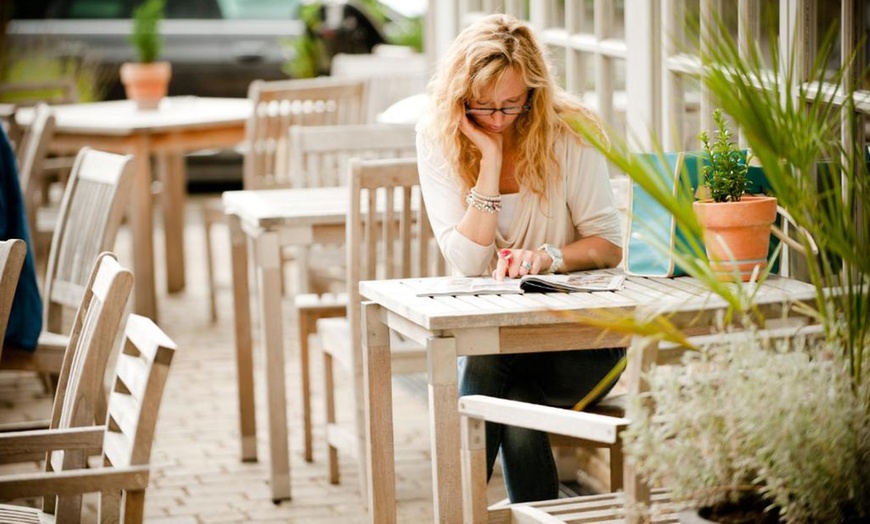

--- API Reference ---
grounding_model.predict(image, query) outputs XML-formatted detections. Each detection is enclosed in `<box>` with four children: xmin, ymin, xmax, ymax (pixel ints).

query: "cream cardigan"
<box><xmin>416</xmin><ymin>126</ymin><xmax>624</xmax><ymax>277</ymax></box>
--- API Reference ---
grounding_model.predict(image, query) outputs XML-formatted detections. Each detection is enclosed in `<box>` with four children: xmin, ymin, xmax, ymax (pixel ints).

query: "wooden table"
<box><xmin>16</xmin><ymin>97</ymin><xmax>250</xmax><ymax>320</ymax></box>
<box><xmin>358</xmin><ymin>274</ymin><xmax>817</xmax><ymax>522</ymax></box>
<box><xmin>223</xmin><ymin>186</ymin><xmax>348</xmax><ymax>502</ymax></box>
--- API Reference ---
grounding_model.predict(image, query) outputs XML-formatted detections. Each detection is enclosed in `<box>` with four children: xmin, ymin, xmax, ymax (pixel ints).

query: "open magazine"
<box><xmin>416</xmin><ymin>270</ymin><xmax>626</xmax><ymax>297</ymax></box>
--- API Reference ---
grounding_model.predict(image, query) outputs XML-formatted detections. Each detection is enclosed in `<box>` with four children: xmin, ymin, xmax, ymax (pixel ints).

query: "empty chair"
<box><xmin>1</xmin><ymin>148</ymin><xmax>134</xmax><ymax>377</ymax></box>
<box><xmin>0</xmin><ymin>239</ymin><xmax>27</xmax><ymax>352</ymax></box>
<box><xmin>315</xmin><ymin>157</ymin><xmax>445</xmax><ymax>497</ymax></box>
<box><xmin>0</xmin><ymin>312</ymin><xmax>176</xmax><ymax>523</ymax></box>
<box><xmin>202</xmin><ymin>77</ymin><xmax>367</xmax><ymax>321</ymax></box>
<box><xmin>0</xmin><ymin>252</ymin><xmax>133</xmax><ymax>437</ymax></box>
<box><xmin>288</xmin><ymin>123</ymin><xmax>417</xmax><ymax>462</ymax></box>
<box><xmin>330</xmin><ymin>50</ymin><xmax>428</xmax><ymax>123</ymax></box>
<box><xmin>459</xmin><ymin>304</ymin><xmax>822</xmax><ymax>523</ymax></box>
<box><xmin>244</xmin><ymin>76</ymin><xmax>367</xmax><ymax>190</ymax></box>
<box><xmin>13</xmin><ymin>103</ymin><xmax>56</xmax><ymax>259</ymax></box>
<box><xmin>0</xmin><ymin>79</ymin><xmax>76</xmax><ymax>147</ymax></box>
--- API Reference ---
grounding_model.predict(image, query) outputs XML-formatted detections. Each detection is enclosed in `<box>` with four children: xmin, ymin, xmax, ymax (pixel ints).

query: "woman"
<box><xmin>416</xmin><ymin>14</ymin><xmax>625</xmax><ymax>502</ymax></box>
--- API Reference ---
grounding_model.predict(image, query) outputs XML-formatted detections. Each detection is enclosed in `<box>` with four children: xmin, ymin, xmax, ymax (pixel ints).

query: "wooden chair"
<box><xmin>314</xmin><ymin>157</ymin><xmax>445</xmax><ymax>496</ymax></box>
<box><xmin>0</xmin><ymin>239</ymin><xmax>27</xmax><ymax>353</ymax></box>
<box><xmin>287</xmin><ymin>123</ymin><xmax>418</xmax><ymax>462</ymax></box>
<box><xmin>243</xmin><ymin>77</ymin><xmax>367</xmax><ymax>190</ymax></box>
<box><xmin>0</xmin><ymin>148</ymin><xmax>135</xmax><ymax>376</ymax></box>
<box><xmin>13</xmin><ymin>103</ymin><xmax>56</xmax><ymax>259</ymax></box>
<box><xmin>0</xmin><ymin>79</ymin><xmax>77</xmax><ymax>147</ymax></box>
<box><xmin>0</xmin><ymin>252</ymin><xmax>133</xmax><ymax>435</ymax></box>
<box><xmin>202</xmin><ymin>77</ymin><xmax>367</xmax><ymax>321</ymax></box>
<box><xmin>458</xmin><ymin>304</ymin><xmax>821</xmax><ymax>523</ymax></box>
<box><xmin>0</xmin><ymin>313</ymin><xmax>176</xmax><ymax>523</ymax></box>
<box><xmin>330</xmin><ymin>50</ymin><xmax>428</xmax><ymax>123</ymax></box>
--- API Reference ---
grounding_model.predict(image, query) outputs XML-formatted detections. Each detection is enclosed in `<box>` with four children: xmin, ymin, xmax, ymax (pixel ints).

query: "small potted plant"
<box><xmin>119</xmin><ymin>0</ymin><xmax>171</xmax><ymax>110</ymax></box>
<box><xmin>692</xmin><ymin>109</ymin><xmax>777</xmax><ymax>281</ymax></box>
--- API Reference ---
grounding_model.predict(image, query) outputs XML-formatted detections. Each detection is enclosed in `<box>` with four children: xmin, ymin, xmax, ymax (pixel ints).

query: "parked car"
<box><xmin>6</xmin><ymin>0</ymin><xmax>304</xmax><ymax>100</ymax></box>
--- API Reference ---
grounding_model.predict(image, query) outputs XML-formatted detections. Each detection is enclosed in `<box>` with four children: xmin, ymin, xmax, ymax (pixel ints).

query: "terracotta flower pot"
<box><xmin>119</xmin><ymin>61</ymin><xmax>172</xmax><ymax>110</ymax></box>
<box><xmin>693</xmin><ymin>195</ymin><xmax>777</xmax><ymax>282</ymax></box>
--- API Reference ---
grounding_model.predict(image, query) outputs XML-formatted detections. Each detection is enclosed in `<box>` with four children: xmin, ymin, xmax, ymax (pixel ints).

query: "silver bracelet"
<box><xmin>465</xmin><ymin>190</ymin><xmax>501</xmax><ymax>213</ymax></box>
<box><xmin>470</xmin><ymin>187</ymin><xmax>501</xmax><ymax>202</ymax></box>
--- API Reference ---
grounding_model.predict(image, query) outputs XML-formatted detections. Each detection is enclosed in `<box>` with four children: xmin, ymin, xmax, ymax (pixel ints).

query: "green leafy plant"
<box><xmin>625</xmin><ymin>329</ymin><xmax>870</xmax><ymax>523</ymax></box>
<box><xmin>699</xmin><ymin>109</ymin><xmax>750</xmax><ymax>203</ymax></box>
<box><xmin>129</xmin><ymin>0</ymin><xmax>165</xmax><ymax>63</ymax></box>
<box><xmin>568</xmin><ymin>7</ymin><xmax>869</xmax><ymax>522</ymax></box>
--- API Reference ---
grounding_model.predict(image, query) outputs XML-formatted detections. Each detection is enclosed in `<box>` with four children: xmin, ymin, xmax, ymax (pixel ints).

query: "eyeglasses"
<box><xmin>465</xmin><ymin>100</ymin><xmax>532</xmax><ymax>117</ymax></box>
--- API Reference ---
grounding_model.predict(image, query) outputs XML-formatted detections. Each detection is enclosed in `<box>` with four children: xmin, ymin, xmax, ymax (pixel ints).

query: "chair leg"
<box><xmin>610</xmin><ymin>443</ymin><xmax>624</xmax><ymax>491</ymax></box>
<box><xmin>100</xmin><ymin>489</ymin><xmax>121</xmax><ymax>522</ymax></box>
<box><xmin>123</xmin><ymin>490</ymin><xmax>145</xmax><ymax>524</ymax></box>
<box><xmin>323</xmin><ymin>352</ymin><xmax>339</xmax><ymax>484</ymax></box>
<box><xmin>298</xmin><ymin>310</ymin><xmax>315</xmax><ymax>463</ymax></box>
<box><xmin>352</xmin><ymin>358</ymin><xmax>369</xmax><ymax>503</ymax></box>
<box><xmin>202</xmin><ymin>204</ymin><xmax>219</xmax><ymax>323</ymax></box>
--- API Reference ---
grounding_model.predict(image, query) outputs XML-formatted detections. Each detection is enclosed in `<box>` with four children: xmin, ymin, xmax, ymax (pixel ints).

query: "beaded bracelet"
<box><xmin>465</xmin><ymin>189</ymin><xmax>502</xmax><ymax>213</ymax></box>
<box><xmin>470</xmin><ymin>187</ymin><xmax>500</xmax><ymax>203</ymax></box>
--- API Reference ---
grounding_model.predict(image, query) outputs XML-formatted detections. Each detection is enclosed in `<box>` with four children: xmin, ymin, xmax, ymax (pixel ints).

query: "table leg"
<box><xmin>427</xmin><ymin>336</ymin><xmax>461</xmax><ymax>523</ymax></box>
<box><xmin>361</xmin><ymin>302</ymin><xmax>396</xmax><ymax>523</ymax></box>
<box><xmin>228</xmin><ymin>214</ymin><xmax>257</xmax><ymax>462</ymax></box>
<box><xmin>159</xmin><ymin>152</ymin><xmax>187</xmax><ymax>293</ymax></box>
<box><xmin>130</xmin><ymin>139</ymin><xmax>158</xmax><ymax>321</ymax></box>
<box><xmin>255</xmin><ymin>231</ymin><xmax>292</xmax><ymax>502</ymax></box>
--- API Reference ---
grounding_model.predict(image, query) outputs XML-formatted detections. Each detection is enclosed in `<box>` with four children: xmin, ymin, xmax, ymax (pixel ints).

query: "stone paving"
<box><xmin>0</xmin><ymin>194</ymin><xmax>507</xmax><ymax>523</ymax></box>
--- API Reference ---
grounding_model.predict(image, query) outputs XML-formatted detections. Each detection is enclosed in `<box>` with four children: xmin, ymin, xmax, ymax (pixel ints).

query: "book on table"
<box><xmin>416</xmin><ymin>270</ymin><xmax>626</xmax><ymax>297</ymax></box>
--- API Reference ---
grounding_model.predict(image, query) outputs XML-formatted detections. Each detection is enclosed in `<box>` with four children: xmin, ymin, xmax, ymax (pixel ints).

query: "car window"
<box><xmin>217</xmin><ymin>0</ymin><xmax>298</xmax><ymax>19</ymax></box>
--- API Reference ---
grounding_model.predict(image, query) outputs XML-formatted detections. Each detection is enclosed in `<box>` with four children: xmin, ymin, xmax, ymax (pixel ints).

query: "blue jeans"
<box><xmin>458</xmin><ymin>348</ymin><xmax>625</xmax><ymax>503</ymax></box>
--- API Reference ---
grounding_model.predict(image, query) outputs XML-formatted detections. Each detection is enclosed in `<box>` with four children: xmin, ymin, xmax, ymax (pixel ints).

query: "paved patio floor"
<box><xmin>0</xmin><ymin>193</ymin><xmax>508</xmax><ymax>523</ymax></box>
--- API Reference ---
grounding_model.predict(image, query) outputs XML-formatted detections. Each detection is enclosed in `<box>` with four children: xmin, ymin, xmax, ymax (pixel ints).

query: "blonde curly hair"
<box><xmin>421</xmin><ymin>13</ymin><xmax>605</xmax><ymax>199</ymax></box>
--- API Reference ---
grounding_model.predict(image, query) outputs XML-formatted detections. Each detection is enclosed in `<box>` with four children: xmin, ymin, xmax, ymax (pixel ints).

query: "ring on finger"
<box><xmin>521</xmin><ymin>260</ymin><xmax>532</xmax><ymax>271</ymax></box>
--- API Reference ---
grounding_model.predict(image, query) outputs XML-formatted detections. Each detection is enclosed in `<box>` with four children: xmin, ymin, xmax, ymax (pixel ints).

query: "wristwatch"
<box><xmin>538</xmin><ymin>244</ymin><xmax>563</xmax><ymax>274</ymax></box>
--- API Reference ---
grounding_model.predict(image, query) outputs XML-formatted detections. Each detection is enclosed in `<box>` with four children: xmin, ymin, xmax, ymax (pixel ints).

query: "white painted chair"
<box><xmin>0</xmin><ymin>312</ymin><xmax>176</xmax><ymax>524</ymax></box>
<box><xmin>459</xmin><ymin>306</ymin><xmax>822</xmax><ymax>523</ymax></box>
<box><xmin>1</xmin><ymin>148</ymin><xmax>134</xmax><ymax>378</ymax></box>
<box><xmin>289</xmin><ymin>123</ymin><xmax>418</xmax><ymax>463</ymax></box>
<box><xmin>0</xmin><ymin>239</ymin><xmax>27</xmax><ymax>354</ymax></box>
<box><xmin>330</xmin><ymin>51</ymin><xmax>428</xmax><ymax>123</ymax></box>
<box><xmin>203</xmin><ymin>77</ymin><xmax>368</xmax><ymax>321</ymax></box>
<box><xmin>315</xmin><ymin>157</ymin><xmax>445</xmax><ymax>497</ymax></box>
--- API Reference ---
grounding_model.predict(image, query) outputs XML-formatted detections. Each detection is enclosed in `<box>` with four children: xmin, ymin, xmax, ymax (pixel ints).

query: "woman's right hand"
<box><xmin>458</xmin><ymin>113</ymin><xmax>503</xmax><ymax>163</ymax></box>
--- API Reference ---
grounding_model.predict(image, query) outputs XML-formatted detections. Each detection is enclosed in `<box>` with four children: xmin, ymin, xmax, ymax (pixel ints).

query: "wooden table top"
<box><xmin>359</xmin><ymin>273</ymin><xmax>817</xmax><ymax>331</ymax></box>
<box><xmin>15</xmin><ymin>96</ymin><xmax>250</xmax><ymax>135</ymax></box>
<box><xmin>222</xmin><ymin>187</ymin><xmax>348</xmax><ymax>230</ymax></box>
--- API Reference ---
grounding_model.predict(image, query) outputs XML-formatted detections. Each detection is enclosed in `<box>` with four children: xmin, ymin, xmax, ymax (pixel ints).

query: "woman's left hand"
<box><xmin>493</xmin><ymin>248</ymin><xmax>549</xmax><ymax>281</ymax></box>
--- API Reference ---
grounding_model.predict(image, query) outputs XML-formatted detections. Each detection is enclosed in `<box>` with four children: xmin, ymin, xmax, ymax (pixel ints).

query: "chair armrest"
<box><xmin>0</xmin><ymin>465</ymin><xmax>150</xmax><ymax>499</ymax></box>
<box><xmin>0</xmin><ymin>426</ymin><xmax>104</xmax><ymax>462</ymax></box>
<box><xmin>459</xmin><ymin>395</ymin><xmax>629</xmax><ymax>445</ymax></box>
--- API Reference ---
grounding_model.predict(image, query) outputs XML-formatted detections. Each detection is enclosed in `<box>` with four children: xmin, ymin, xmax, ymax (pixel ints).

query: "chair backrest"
<box><xmin>103</xmin><ymin>314</ymin><xmax>176</xmax><ymax>468</ymax></box>
<box><xmin>244</xmin><ymin>77</ymin><xmax>367</xmax><ymax>190</ymax></box>
<box><xmin>15</xmin><ymin>103</ymin><xmax>56</xmax><ymax>237</ymax></box>
<box><xmin>38</xmin><ymin>252</ymin><xmax>133</xmax><ymax>519</ymax></box>
<box><xmin>330</xmin><ymin>52</ymin><xmax>428</xmax><ymax>123</ymax></box>
<box><xmin>0</xmin><ymin>239</ymin><xmax>27</xmax><ymax>355</ymax></box>
<box><xmin>42</xmin><ymin>147</ymin><xmax>134</xmax><ymax>335</ymax></box>
<box><xmin>346</xmin><ymin>157</ymin><xmax>445</xmax><ymax>351</ymax></box>
<box><xmin>48</xmin><ymin>312</ymin><xmax>173</xmax><ymax>523</ymax></box>
<box><xmin>50</xmin><ymin>252</ymin><xmax>134</xmax><ymax>434</ymax></box>
<box><xmin>288</xmin><ymin>123</ymin><xmax>417</xmax><ymax>188</ymax></box>
<box><xmin>0</xmin><ymin>79</ymin><xmax>79</xmax><ymax>106</ymax></box>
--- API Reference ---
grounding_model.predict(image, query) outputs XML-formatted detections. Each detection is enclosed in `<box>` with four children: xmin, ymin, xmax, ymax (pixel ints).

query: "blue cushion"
<box><xmin>1</xmin><ymin>126</ymin><xmax>43</xmax><ymax>351</ymax></box>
